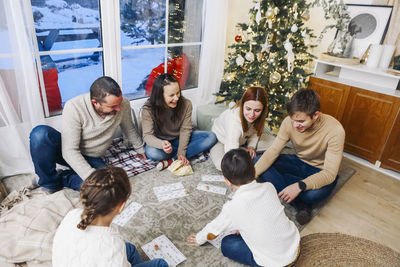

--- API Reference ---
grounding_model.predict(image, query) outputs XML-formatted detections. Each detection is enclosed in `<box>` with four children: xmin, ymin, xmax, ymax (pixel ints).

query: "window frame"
<box><xmin>29</xmin><ymin>0</ymin><xmax>204</xmax><ymax>118</ymax></box>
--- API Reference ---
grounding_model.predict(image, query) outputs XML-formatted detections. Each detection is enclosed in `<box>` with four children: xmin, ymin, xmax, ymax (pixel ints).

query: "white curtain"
<box><xmin>0</xmin><ymin>0</ymin><xmax>44</xmax><ymax>177</ymax></box>
<box><xmin>196</xmin><ymin>0</ymin><xmax>228</xmax><ymax>105</ymax></box>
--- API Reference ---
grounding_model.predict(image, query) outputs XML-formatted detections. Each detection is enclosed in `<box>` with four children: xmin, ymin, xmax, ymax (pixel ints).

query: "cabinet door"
<box><xmin>341</xmin><ymin>87</ymin><xmax>400</xmax><ymax>163</ymax></box>
<box><xmin>308</xmin><ymin>76</ymin><xmax>350</xmax><ymax>122</ymax></box>
<box><xmin>380</xmin><ymin>111</ymin><xmax>400</xmax><ymax>172</ymax></box>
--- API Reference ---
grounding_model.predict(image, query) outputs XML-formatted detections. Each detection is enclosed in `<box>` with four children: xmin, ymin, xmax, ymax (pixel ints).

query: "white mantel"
<box><xmin>313</xmin><ymin>59</ymin><xmax>400</xmax><ymax>98</ymax></box>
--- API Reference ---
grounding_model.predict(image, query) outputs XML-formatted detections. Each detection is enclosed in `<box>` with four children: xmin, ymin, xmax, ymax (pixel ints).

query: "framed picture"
<box><xmin>346</xmin><ymin>4</ymin><xmax>393</xmax><ymax>58</ymax></box>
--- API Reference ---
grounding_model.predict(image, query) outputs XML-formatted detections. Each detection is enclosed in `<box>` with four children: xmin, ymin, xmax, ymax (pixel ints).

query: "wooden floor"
<box><xmin>301</xmin><ymin>157</ymin><xmax>400</xmax><ymax>253</ymax></box>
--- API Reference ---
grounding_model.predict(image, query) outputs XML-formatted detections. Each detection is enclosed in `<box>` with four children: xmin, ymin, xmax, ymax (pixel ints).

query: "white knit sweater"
<box><xmin>62</xmin><ymin>93</ymin><xmax>144</xmax><ymax>179</ymax></box>
<box><xmin>211</xmin><ymin>107</ymin><xmax>259</xmax><ymax>153</ymax></box>
<box><xmin>52</xmin><ymin>208</ymin><xmax>130</xmax><ymax>267</ymax></box>
<box><xmin>196</xmin><ymin>181</ymin><xmax>300</xmax><ymax>266</ymax></box>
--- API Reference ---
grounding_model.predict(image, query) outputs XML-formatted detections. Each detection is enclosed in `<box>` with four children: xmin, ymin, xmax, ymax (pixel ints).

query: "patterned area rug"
<box><xmin>0</xmin><ymin>143</ymin><xmax>355</xmax><ymax>266</ymax></box>
<box><xmin>112</xmin><ymin>158</ymin><xmax>355</xmax><ymax>266</ymax></box>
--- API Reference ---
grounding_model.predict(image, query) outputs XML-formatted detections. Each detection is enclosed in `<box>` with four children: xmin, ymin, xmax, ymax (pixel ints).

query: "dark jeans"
<box><xmin>221</xmin><ymin>234</ymin><xmax>260</xmax><ymax>266</ymax></box>
<box><xmin>145</xmin><ymin>130</ymin><xmax>217</xmax><ymax>161</ymax></box>
<box><xmin>255</xmin><ymin>154</ymin><xmax>338</xmax><ymax>204</ymax></box>
<box><xmin>29</xmin><ymin>125</ymin><xmax>106</xmax><ymax>191</ymax></box>
<box><xmin>125</xmin><ymin>242</ymin><xmax>168</xmax><ymax>267</ymax></box>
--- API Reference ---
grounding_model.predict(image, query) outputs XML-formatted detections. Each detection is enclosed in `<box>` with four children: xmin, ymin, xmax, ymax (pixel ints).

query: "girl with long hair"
<box><xmin>52</xmin><ymin>166</ymin><xmax>168</xmax><ymax>267</ymax></box>
<box><xmin>210</xmin><ymin>87</ymin><xmax>274</xmax><ymax>170</ymax></box>
<box><xmin>141</xmin><ymin>73</ymin><xmax>216</xmax><ymax>170</ymax></box>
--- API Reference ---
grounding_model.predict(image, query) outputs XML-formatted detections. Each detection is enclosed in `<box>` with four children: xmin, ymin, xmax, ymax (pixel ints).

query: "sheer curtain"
<box><xmin>384</xmin><ymin>0</ymin><xmax>399</xmax><ymax>55</ymax></box>
<box><xmin>0</xmin><ymin>0</ymin><xmax>44</xmax><ymax>177</ymax></box>
<box><xmin>196</xmin><ymin>0</ymin><xmax>228</xmax><ymax>105</ymax></box>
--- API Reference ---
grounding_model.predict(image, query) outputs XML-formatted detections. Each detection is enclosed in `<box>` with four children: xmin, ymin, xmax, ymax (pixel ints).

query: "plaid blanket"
<box><xmin>102</xmin><ymin>138</ymin><xmax>157</xmax><ymax>177</ymax></box>
<box><xmin>102</xmin><ymin>138</ymin><xmax>209</xmax><ymax>177</ymax></box>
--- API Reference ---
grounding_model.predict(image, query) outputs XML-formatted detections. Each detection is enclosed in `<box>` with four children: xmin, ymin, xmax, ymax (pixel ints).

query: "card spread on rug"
<box><xmin>201</xmin><ymin>175</ymin><xmax>225</xmax><ymax>182</ymax></box>
<box><xmin>112</xmin><ymin>202</ymin><xmax>142</xmax><ymax>227</ymax></box>
<box><xmin>153</xmin><ymin>182</ymin><xmax>188</xmax><ymax>202</ymax></box>
<box><xmin>141</xmin><ymin>235</ymin><xmax>186</xmax><ymax>267</ymax></box>
<box><xmin>196</xmin><ymin>183</ymin><xmax>227</xmax><ymax>195</ymax></box>
<box><xmin>208</xmin><ymin>230</ymin><xmax>237</xmax><ymax>248</ymax></box>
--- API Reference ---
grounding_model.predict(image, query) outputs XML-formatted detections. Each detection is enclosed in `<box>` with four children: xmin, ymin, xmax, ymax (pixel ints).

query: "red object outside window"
<box><xmin>145</xmin><ymin>53</ymin><xmax>190</xmax><ymax>96</ymax></box>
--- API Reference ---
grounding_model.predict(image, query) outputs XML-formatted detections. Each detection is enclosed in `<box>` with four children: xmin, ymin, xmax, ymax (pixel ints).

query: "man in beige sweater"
<box><xmin>29</xmin><ymin>76</ymin><xmax>144</xmax><ymax>192</ymax></box>
<box><xmin>254</xmin><ymin>88</ymin><xmax>345</xmax><ymax>225</ymax></box>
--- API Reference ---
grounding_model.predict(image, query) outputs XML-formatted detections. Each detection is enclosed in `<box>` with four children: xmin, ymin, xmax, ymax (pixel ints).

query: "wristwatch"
<box><xmin>298</xmin><ymin>181</ymin><xmax>306</xmax><ymax>192</ymax></box>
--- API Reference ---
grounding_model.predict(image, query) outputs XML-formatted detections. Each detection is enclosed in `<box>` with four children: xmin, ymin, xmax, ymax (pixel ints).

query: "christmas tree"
<box><xmin>216</xmin><ymin>0</ymin><xmax>316</xmax><ymax>129</ymax></box>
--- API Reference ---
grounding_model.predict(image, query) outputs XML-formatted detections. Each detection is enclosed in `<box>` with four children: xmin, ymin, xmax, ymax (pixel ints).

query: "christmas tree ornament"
<box><xmin>254</xmin><ymin>1</ymin><xmax>262</xmax><ymax>24</ymax></box>
<box><xmin>284</xmin><ymin>39</ymin><xmax>295</xmax><ymax>72</ymax></box>
<box><xmin>245</xmin><ymin>51</ymin><xmax>255</xmax><ymax>62</ymax></box>
<box><xmin>234</xmin><ymin>35</ymin><xmax>242</xmax><ymax>42</ymax></box>
<box><xmin>265</xmin><ymin>7</ymin><xmax>275</xmax><ymax>28</ymax></box>
<box><xmin>270</xmin><ymin>71</ymin><xmax>281</xmax><ymax>83</ymax></box>
<box><xmin>273</xmin><ymin>7</ymin><xmax>279</xmax><ymax>15</ymax></box>
<box><xmin>302</xmin><ymin>10</ymin><xmax>310</xmax><ymax>21</ymax></box>
<box><xmin>265</xmin><ymin>7</ymin><xmax>275</xmax><ymax>19</ymax></box>
<box><xmin>291</xmin><ymin>24</ymin><xmax>298</xmax><ymax>33</ymax></box>
<box><xmin>236</xmin><ymin>55</ymin><xmax>245</xmax><ymax>66</ymax></box>
<box><xmin>261</xmin><ymin>39</ymin><xmax>272</xmax><ymax>53</ymax></box>
<box><xmin>243</xmin><ymin>68</ymin><xmax>247</xmax><ymax>73</ymax></box>
<box><xmin>257</xmin><ymin>52</ymin><xmax>264</xmax><ymax>61</ymax></box>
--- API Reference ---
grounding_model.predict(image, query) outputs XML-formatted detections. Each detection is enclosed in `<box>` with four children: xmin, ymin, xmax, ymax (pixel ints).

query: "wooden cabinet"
<box><xmin>309</xmin><ymin>76</ymin><xmax>350</xmax><ymax>122</ymax></box>
<box><xmin>341</xmin><ymin>87</ymin><xmax>400</xmax><ymax>163</ymax></box>
<box><xmin>308</xmin><ymin>76</ymin><xmax>400</xmax><ymax>169</ymax></box>
<box><xmin>380</xmin><ymin>112</ymin><xmax>400</xmax><ymax>172</ymax></box>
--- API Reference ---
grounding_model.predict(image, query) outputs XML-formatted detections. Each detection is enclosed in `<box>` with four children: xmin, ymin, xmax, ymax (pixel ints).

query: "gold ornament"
<box><xmin>265</xmin><ymin>8</ymin><xmax>275</xmax><ymax>19</ymax></box>
<box><xmin>270</xmin><ymin>72</ymin><xmax>281</xmax><ymax>83</ymax></box>
<box><xmin>265</xmin><ymin>7</ymin><xmax>276</xmax><ymax>28</ymax></box>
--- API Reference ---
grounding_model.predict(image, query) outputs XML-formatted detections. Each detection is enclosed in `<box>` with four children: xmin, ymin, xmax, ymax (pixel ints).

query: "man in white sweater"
<box><xmin>29</xmin><ymin>76</ymin><xmax>144</xmax><ymax>191</ymax></box>
<box><xmin>187</xmin><ymin>149</ymin><xmax>300</xmax><ymax>266</ymax></box>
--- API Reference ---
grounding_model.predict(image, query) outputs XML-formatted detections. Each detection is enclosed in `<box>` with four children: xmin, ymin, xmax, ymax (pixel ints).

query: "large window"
<box><xmin>30</xmin><ymin>0</ymin><xmax>204</xmax><ymax>117</ymax></box>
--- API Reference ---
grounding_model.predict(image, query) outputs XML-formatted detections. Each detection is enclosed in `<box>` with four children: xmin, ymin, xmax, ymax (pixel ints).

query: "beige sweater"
<box><xmin>141</xmin><ymin>97</ymin><xmax>192</xmax><ymax>156</ymax></box>
<box><xmin>255</xmin><ymin>114</ymin><xmax>345</xmax><ymax>190</ymax></box>
<box><xmin>62</xmin><ymin>94</ymin><xmax>144</xmax><ymax>179</ymax></box>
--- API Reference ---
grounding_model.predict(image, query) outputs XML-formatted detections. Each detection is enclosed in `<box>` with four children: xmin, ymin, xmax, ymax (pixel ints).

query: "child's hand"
<box><xmin>162</xmin><ymin>140</ymin><xmax>172</xmax><ymax>154</ymax></box>
<box><xmin>186</xmin><ymin>234</ymin><xmax>200</xmax><ymax>247</ymax></box>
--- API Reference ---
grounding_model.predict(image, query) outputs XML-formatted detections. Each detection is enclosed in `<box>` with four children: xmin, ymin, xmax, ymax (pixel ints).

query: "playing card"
<box><xmin>153</xmin><ymin>182</ymin><xmax>188</xmax><ymax>202</ymax></box>
<box><xmin>196</xmin><ymin>183</ymin><xmax>227</xmax><ymax>195</ymax></box>
<box><xmin>201</xmin><ymin>174</ymin><xmax>225</xmax><ymax>182</ymax></box>
<box><xmin>142</xmin><ymin>235</ymin><xmax>186</xmax><ymax>267</ymax></box>
<box><xmin>112</xmin><ymin>202</ymin><xmax>142</xmax><ymax>227</ymax></box>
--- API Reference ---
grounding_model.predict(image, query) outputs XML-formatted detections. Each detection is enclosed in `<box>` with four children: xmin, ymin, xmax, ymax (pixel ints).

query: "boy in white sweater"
<box><xmin>187</xmin><ymin>149</ymin><xmax>300</xmax><ymax>266</ymax></box>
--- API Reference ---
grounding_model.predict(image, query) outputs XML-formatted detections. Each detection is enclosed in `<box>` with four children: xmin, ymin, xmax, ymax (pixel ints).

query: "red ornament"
<box><xmin>234</xmin><ymin>35</ymin><xmax>242</xmax><ymax>42</ymax></box>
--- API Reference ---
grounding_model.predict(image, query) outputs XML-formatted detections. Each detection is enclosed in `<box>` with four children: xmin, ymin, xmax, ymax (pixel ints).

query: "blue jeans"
<box><xmin>145</xmin><ymin>130</ymin><xmax>217</xmax><ymax>161</ymax></box>
<box><xmin>221</xmin><ymin>234</ymin><xmax>260</xmax><ymax>266</ymax></box>
<box><xmin>125</xmin><ymin>242</ymin><xmax>168</xmax><ymax>267</ymax></box>
<box><xmin>29</xmin><ymin>125</ymin><xmax>106</xmax><ymax>191</ymax></box>
<box><xmin>255</xmin><ymin>154</ymin><xmax>338</xmax><ymax>204</ymax></box>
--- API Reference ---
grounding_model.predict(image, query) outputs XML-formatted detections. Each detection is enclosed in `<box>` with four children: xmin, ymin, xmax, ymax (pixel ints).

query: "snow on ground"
<box><xmin>58</xmin><ymin>48</ymin><xmax>163</xmax><ymax>103</ymax></box>
<box><xmin>32</xmin><ymin>0</ymin><xmax>167</xmax><ymax>103</ymax></box>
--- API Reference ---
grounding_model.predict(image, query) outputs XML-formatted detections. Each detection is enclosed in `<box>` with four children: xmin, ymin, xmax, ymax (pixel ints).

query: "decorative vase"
<box><xmin>326</xmin><ymin>31</ymin><xmax>354</xmax><ymax>58</ymax></box>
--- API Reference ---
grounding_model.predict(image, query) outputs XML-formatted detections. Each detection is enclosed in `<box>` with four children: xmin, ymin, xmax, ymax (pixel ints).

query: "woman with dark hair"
<box><xmin>141</xmin><ymin>73</ymin><xmax>216</xmax><ymax>170</ymax></box>
<box><xmin>210</xmin><ymin>87</ymin><xmax>274</xmax><ymax>170</ymax></box>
